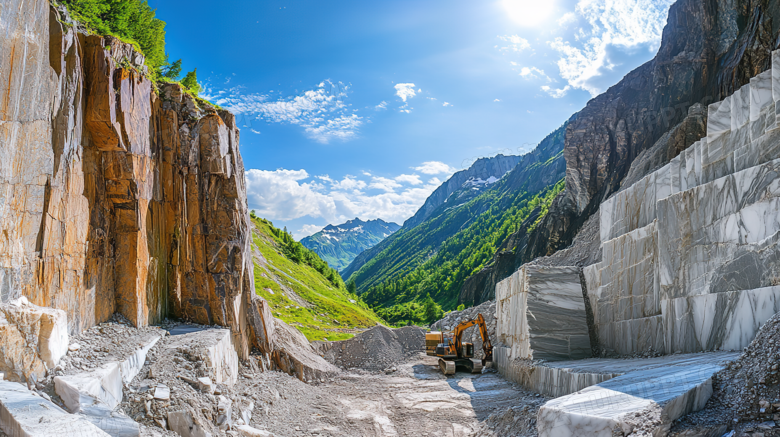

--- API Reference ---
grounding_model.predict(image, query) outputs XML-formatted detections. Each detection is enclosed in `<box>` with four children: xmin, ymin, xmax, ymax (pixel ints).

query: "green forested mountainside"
<box><xmin>347</xmin><ymin>121</ymin><xmax>570</xmax><ymax>325</ymax></box>
<box><xmin>250</xmin><ymin>216</ymin><xmax>383</xmax><ymax>341</ymax></box>
<box><xmin>300</xmin><ymin>219</ymin><xmax>400</xmax><ymax>272</ymax></box>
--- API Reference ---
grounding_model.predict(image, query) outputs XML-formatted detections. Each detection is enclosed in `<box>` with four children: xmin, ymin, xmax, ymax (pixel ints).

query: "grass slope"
<box><xmin>250</xmin><ymin>217</ymin><xmax>383</xmax><ymax>341</ymax></box>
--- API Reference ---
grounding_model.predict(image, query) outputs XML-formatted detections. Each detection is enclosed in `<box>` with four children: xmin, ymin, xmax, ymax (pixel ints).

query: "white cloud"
<box><xmin>549</xmin><ymin>0</ymin><xmax>675</xmax><ymax>96</ymax></box>
<box><xmin>369</xmin><ymin>176</ymin><xmax>402</xmax><ymax>192</ymax></box>
<box><xmin>541</xmin><ymin>85</ymin><xmax>572</xmax><ymax>98</ymax></box>
<box><xmin>203</xmin><ymin>80</ymin><xmax>363</xmax><ymax>144</ymax></box>
<box><xmin>375</xmin><ymin>101</ymin><xmax>388</xmax><ymax>110</ymax></box>
<box><xmin>442</xmin><ymin>102</ymin><xmax>452</xmax><ymax>107</ymax></box>
<box><xmin>498</xmin><ymin>35</ymin><xmax>531</xmax><ymax>52</ymax></box>
<box><xmin>395</xmin><ymin>174</ymin><xmax>422</xmax><ymax>185</ymax></box>
<box><xmin>296</xmin><ymin>224</ymin><xmax>325</xmax><ymax>239</ymax></box>
<box><xmin>558</xmin><ymin>12</ymin><xmax>577</xmax><ymax>27</ymax></box>
<box><xmin>413</xmin><ymin>161</ymin><xmax>456</xmax><ymax>175</ymax></box>
<box><xmin>519</xmin><ymin>67</ymin><xmax>552</xmax><ymax>81</ymax></box>
<box><xmin>395</xmin><ymin>83</ymin><xmax>417</xmax><ymax>102</ymax></box>
<box><xmin>493</xmin><ymin>99</ymin><xmax>501</xmax><ymax>102</ymax></box>
<box><xmin>245</xmin><ymin>167</ymin><xmax>445</xmax><ymax>226</ymax></box>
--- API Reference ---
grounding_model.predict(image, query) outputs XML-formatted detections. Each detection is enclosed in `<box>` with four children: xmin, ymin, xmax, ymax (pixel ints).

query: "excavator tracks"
<box><xmin>438</xmin><ymin>358</ymin><xmax>456</xmax><ymax>375</ymax></box>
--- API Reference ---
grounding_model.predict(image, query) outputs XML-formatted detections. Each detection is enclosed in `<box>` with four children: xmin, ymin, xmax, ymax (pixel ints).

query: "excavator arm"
<box><xmin>450</xmin><ymin>313</ymin><xmax>493</xmax><ymax>364</ymax></box>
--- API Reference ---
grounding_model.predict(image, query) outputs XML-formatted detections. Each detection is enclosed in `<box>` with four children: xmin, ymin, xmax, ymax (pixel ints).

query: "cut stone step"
<box><xmin>55</xmin><ymin>331</ymin><xmax>161</xmax><ymax>412</ymax></box>
<box><xmin>536</xmin><ymin>352</ymin><xmax>737</xmax><ymax>437</ymax></box>
<box><xmin>496</xmin><ymin>349</ymin><xmax>738</xmax><ymax>398</ymax></box>
<box><xmin>162</xmin><ymin>328</ymin><xmax>238</xmax><ymax>386</ymax></box>
<box><xmin>0</xmin><ymin>381</ymin><xmax>110</xmax><ymax>437</ymax></box>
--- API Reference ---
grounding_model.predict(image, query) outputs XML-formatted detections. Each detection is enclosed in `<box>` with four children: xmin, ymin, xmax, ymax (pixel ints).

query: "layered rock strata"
<box><xmin>0</xmin><ymin>0</ymin><xmax>264</xmax><ymax>361</ymax></box>
<box><xmin>585</xmin><ymin>54</ymin><xmax>780</xmax><ymax>356</ymax></box>
<box><xmin>495</xmin><ymin>266</ymin><xmax>590</xmax><ymax>361</ymax></box>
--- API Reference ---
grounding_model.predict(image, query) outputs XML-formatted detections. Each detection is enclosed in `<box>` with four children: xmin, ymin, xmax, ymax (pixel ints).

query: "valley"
<box><xmin>4</xmin><ymin>0</ymin><xmax>780</xmax><ymax>437</ymax></box>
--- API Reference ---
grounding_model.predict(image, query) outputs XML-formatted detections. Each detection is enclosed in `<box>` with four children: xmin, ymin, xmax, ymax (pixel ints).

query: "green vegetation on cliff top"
<box><xmin>61</xmin><ymin>0</ymin><xmax>200</xmax><ymax>94</ymax></box>
<box><xmin>250</xmin><ymin>216</ymin><xmax>383</xmax><ymax>341</ymax></box>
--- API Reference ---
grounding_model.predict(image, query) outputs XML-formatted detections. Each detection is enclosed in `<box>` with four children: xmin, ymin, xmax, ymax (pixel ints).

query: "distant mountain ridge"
<box><xmin>300</xmin><ymin>218</ymin><xmax>400</xmax><ymax>273</ymax></box>
<box><xmin>341</xmin><ymin>154</ymin><xmax>523</xmax><ymax>280</ymax></box>
<box><xmin>342</xmin><ymin>120</ymin><xmax>571</xmax><ymax>324</ymax></box>
<box><xmin>403</xmin><ymin>154</ymin><xmax>521</xmax><ymax>229</ymax></box>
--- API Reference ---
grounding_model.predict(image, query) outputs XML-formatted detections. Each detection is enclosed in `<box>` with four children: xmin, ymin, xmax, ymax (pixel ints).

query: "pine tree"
<box><xmin>181</xmin><ymin>69</ymin><xmax>200</xmax><ymax>94</ymax></box>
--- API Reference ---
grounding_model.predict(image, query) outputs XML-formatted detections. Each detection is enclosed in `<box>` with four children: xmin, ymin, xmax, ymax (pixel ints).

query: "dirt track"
<box><xmin>247</xmin><ymin>353</ymin><xmax>540</xmax><ymax>436</ymax></box>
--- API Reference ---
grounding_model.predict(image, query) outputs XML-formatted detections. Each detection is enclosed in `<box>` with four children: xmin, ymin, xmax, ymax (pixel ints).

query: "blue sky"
<box><xmin>151</xmin><ymin>0</ymin><xmax>675</xmax><ymax>239</ymax></box>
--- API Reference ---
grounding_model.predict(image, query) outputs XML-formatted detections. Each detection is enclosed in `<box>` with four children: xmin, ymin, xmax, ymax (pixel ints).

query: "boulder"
<box><xmin>0</xmin><ymin>297</ymin><xmax>68</xmax><ymax>382</ymax></box>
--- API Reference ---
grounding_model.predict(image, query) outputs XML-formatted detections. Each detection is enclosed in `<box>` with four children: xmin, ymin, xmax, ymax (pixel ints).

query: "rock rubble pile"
<box><xmin>320</xmin><ymin>325</ymin><xmax>424</xmax><ymax>372</ymax></box>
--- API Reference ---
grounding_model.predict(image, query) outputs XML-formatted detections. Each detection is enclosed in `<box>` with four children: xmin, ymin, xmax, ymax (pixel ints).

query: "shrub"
<box><xmin>181</xmin><ymin>69</ymin><xmax>200</xmax><ymax>94</ymax></box>
<box><xmin>63</xmin><ymin>0</ymin><xmax>167</xmax><ymax>73</ymax></box>
<box><xmin>457</xmin><ymin>304</ymin><xmax>465</xmax><ymax>312</ymax></box>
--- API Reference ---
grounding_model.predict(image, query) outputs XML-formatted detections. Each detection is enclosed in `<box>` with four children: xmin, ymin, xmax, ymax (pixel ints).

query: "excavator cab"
<box><xmin>428</xmin><ymin>313</ymin><xmax>493</xmax><ymax>375</ymax></box>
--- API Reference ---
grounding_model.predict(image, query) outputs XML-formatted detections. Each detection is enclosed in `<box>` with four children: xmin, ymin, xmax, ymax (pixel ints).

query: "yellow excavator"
<box><xmin>425</xmin><ymin>313</ymin><xmax>493</xmax><ymax>375</ymax></box>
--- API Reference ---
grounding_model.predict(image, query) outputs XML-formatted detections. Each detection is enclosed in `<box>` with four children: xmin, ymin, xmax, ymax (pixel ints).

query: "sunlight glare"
<box><xmin>502</xmin><ymin>0</ymin><xmax>557</xmax><ymax>27</ymax></box>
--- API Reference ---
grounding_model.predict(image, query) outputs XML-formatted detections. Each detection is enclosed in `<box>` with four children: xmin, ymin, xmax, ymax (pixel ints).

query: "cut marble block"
<box><xmin>597</xmin><ymin>315</ymin><xmax>665</xmax><ymax>355</ymax></box>
<box><xmin>657</xmin><ymin>158</ymin><xmax>780</xmax><ymax>301</ymax></box>
<box><xmin>496</xmin><ymin>266</ymin><xmax>591</xmax><ymax>361</ymax></box>
<box><xmin>536</xmin><ymin>352</ymin><xmax>737</xmax><ymax>437</ymax></box>
<box><xmin>751</xmin><ymin>71</ymin><xmax>773</xmax><ymax>119</ymax></box>
<box><xmin>596</xmin><ymin>222</ymin><xmax>658</xmax><ymax>326</ymax></box>
<box><xmin>706</xmin><ymin>96</ymin><xmax>732</xmax><ymax>144</ymax></box>
<box><xmin>663</xmin><ymin>286</ymin><xmax>780</xmax><ymax>354</ymax></box>
<box><xmin>0</xmin><ymin>297</ymin><xmax>68</xmax><ymax>382</ymax></box>
<box><xmin>731</xmin><ymin>83</ymin><xmax>750</xmax><ymax>130</ymax></box>
<box><xmin>0</xmin><ymin>381</ymin><xmax>110</xmax><ymax>437</ymax></box>
<box><xmin>55</xmin><ymin>331</ymin><xmax>160</xmax><ymax>412</ymax></box>
<box><xmin>773</xmin><ymin>50</ymin><xmax>780</xmax><ymax>102</ymax></box>
<box><xmin>164</xmin><ymin>329</ymin><xmax>238</xmax><ymax>385</ymax></box>
<box><xmin>599</xmin><ymin>164</ymin><xmax>670</xmax><ymax>242</ymax></box>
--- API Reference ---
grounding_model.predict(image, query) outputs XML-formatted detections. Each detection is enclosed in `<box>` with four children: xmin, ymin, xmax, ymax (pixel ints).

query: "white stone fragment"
<box><xmin>216</xmin><ymin>395</ymin><xmax>232</xmax><ymax>429</ymax></box>
<box><xmin>69</xmin><ymin>343</ymin><xmax>81</xmax><ymax>352</ymax></box>
<box><xmin>153</xmin><ymin>384</ymin><xmax>170</xmax><ymax>401</ymax></box>
<box><xmin>0</xmin><ymin>381</ymin><xmax>110</xmax><ymax>437</ymax></box>
<box><xmin>236</xmin><ymin>425</ymin><xmax>275</xmax><ymax>437</ymax></box>
<box><xmin>197</xmin><ymin>376</ymin><xmax>214</xmax><ymax>394</ymax></box>
<box><xmin>167</xmin><ymin>410</ymin><xmax>212</xmax><ymax>437</ymax></box>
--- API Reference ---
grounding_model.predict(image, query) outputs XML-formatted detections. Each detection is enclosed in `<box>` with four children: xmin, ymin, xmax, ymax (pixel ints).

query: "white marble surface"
<box><xmin>707</xmin><ymin>96</ymin><xmax>732</xmax><ymax>144</ymax></box>
<box><xmin>751</xmin><ymin>70</ymin><xmax>773</xmax><ymax>122</ymax></box>
<box><xmin>0</xmin><ymin>380</ymin><xmax>110</xmax><ymax>437</ymax></box>
<box><xmin>732</xmin><ymin>84</ymin><xmax>750</xmax><ymax>129</ymax></box>
<box><xmin>164</xmin><ymin>329</ymin><xmax>238</xmax><ymax>386</ymax></box>
<box><xmin>537</xmin><ymin>352</ymin><xmax>736</xmax><ymax>437</ymax></box>
<box><xmin>496</xmin><ymin>266</ymin><xmax>590</xmax><ymax>361</ymax></box>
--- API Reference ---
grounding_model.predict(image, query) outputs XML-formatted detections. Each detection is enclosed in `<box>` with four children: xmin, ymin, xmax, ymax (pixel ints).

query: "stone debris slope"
<box><xmin>431</xmin><ymin>300</ymin><xmax>496</xmax><ymax>361</ymax></box>
<box><xmin>672</xmin><ymin>312</ymin><xmax>780</xmax><ymax>436</ymax></box>
<box><xmin>320</xmin><ymin>325</ymin><xmax>425</xmax><ymax>372</ymax></box>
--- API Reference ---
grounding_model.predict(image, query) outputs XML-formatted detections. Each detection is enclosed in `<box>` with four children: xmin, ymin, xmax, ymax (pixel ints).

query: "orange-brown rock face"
<box><xmin>0</xmin><ymin>0</ymin><xmax>257</xmax><ymax>357</ymax></box>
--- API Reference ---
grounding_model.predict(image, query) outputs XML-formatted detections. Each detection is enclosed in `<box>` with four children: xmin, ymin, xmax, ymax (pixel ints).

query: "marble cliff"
<box><xmin>0</xmin><ymin>0</ymin><xmax>266</xmax><ymax>372</ymax></box>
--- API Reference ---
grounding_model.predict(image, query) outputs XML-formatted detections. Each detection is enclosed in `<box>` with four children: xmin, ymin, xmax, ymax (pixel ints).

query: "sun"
<box><xmin>502</xmin><ymin>0</ymin><xmax>557</xmax><ymax>27</ymax></box>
